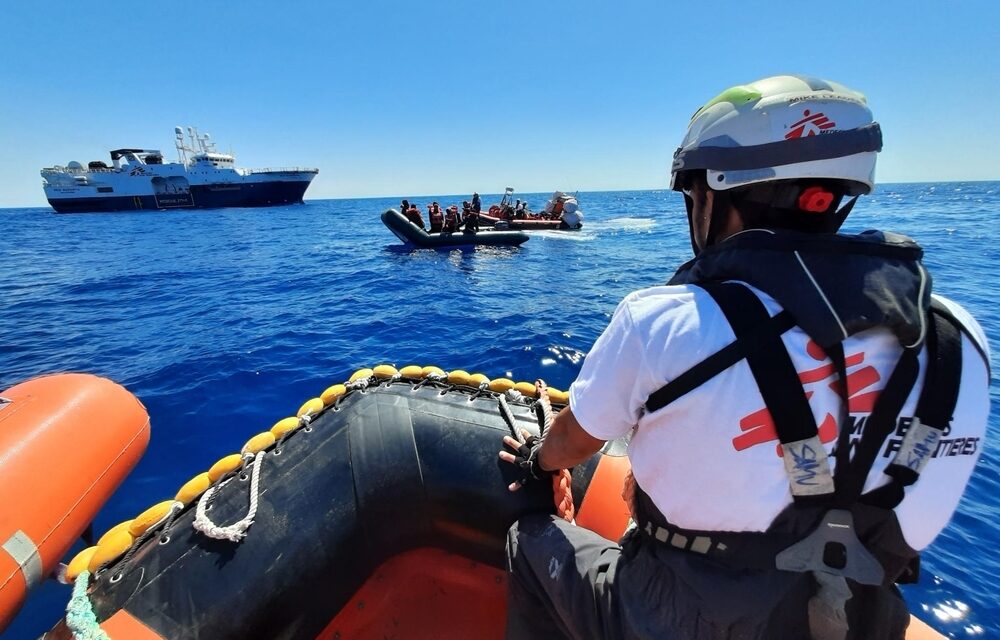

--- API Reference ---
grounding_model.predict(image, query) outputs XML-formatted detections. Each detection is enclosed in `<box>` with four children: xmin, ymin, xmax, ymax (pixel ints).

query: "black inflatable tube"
<box><xmin>381</xmin><ymin>209</ymin><xmax>529</xmax><ymax>248</ymax></box>
<box><xmin>78</xmin><ymin>382</ymin><xmax>599</xmax><ymax>639</ymax></box>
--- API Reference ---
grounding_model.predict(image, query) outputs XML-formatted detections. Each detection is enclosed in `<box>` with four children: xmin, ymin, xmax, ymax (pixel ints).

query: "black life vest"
<box><xmin>632</xmin><ymin>229</ymin><xmax>987</xmax><ymax>639</ymax></box>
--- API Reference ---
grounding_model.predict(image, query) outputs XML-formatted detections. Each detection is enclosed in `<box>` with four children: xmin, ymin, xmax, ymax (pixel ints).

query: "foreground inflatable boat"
<box><xmin>34</xmin><ymin>366</ymin><xmax>945</xmax><ymax>639</ymax></box>
<box><xmin>381</xmin><ymin>209</ymin><xmax>529</xmax><ymax>248</ymax></box>
<box><xmin>44</xmin><ymin>366</ymin><xmax>629</xmax><ymax>639</ymax></box>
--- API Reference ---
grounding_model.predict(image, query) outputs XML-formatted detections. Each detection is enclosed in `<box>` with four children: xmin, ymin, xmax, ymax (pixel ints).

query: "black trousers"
<box><xmin>505</xmin><ymin>514</ymin><xmax>909</xmax><ymax>640</ymax></box>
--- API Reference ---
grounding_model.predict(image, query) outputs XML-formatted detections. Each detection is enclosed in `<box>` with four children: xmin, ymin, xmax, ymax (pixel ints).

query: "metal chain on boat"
<box><xmin>192</xmin><ymin>451</ymin><xmax>266</xmax><ymax>542</ymax></box>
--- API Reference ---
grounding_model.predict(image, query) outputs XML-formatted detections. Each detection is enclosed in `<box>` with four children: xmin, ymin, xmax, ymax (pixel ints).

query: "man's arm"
<box><xmin>538</xmin><ymin>405</ymin><xmax>606</xmax><ymax>471</ymax></box>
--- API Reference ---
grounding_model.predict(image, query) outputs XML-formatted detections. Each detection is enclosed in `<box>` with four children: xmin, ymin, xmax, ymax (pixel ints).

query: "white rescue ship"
<box><xmin>40</xmin><ymin>126</ymin><xmax>319</xmax><ymax>213</ymax></box>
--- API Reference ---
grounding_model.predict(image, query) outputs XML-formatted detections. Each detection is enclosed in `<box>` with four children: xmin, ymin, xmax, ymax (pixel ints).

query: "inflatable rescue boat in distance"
<box><xmin>381</xmin><ymin>209</ymin><xmax>529</xmax><ymax>248</ymax></box>
<box><xmin>0</xmin><ymin>374</ymin><xmax>149</xmax><ymax>633</ymax></box>
<box><xmin>42</xmin><ymin>366</ymin><xmax>945</xmax><ymax>639</ymax></box>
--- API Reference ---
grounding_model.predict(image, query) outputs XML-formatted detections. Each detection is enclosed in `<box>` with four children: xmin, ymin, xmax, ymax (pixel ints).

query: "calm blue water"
<box><xmin>1</xmin><ymin>183</ymin><xmax>997</xmax><ymax>639</ymax></box>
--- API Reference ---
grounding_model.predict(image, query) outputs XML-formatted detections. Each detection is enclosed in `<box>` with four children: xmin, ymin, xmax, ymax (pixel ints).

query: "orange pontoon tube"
<box><xmin>0</xmin><ymin>374</ymin><xmax>149</xmax><ymax>632</ymax></box>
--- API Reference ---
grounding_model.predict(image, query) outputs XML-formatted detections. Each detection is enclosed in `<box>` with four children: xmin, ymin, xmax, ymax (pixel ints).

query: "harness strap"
<box><xmin>861</xmin><ymin>304</ymin><xmax>964</xmax><ymax>509</ymax></box>
<box><xmin>631</xmin><ymin>485</ymin><xmax>799</xmax><ymax>570</ymax></box>
<box><xmin>698</xmin><ymin>282</ymin><xmax>835</xmax><ymax>500</ymax></box>
<box><xmin>645</xmin><ymin>306</ymin><xmax>796</xmax><ymax>413</ymax></box>
<box><xmin>832</xmin><ymin>347</ymin><xmax>919</xmax><ymax>507</ymax></box>
<box><xmin>635</xmin><ymin>284</ymin><xmax>972</xmax><ymax>565</ymax></box>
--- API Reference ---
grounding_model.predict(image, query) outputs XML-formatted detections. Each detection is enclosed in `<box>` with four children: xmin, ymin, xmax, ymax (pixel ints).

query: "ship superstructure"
<box><xmin>40</xmin><ymin>127</ymin><xmax>319</xmax><ymax>213</ymax></box>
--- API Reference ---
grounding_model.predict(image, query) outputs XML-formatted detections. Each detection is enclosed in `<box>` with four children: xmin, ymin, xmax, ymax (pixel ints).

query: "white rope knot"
<box><xmin>347</xmin><ymin>378</ymin><xmax>371</xmax><ymax>391</ymax></box>
<box><xmin>193</xmin><ymin>451</ymin><xmax>266</xmax><ymax>543</ymax></box>
<box><xmin>505</xmin><ymin>389</ymin><xmax>524</xmax><ymax>401</ymax></box>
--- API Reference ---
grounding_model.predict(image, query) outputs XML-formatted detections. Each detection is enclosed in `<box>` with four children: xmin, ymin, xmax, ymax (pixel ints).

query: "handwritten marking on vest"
<box><xmin>548</xmin><ymin>557</ymin><xmax>562</xmax><ymax>580</ymax></box>
<box><xmin>788</xmin><ymin>443</ymin><xmax>821</xmax><ymax>486</ymax></box>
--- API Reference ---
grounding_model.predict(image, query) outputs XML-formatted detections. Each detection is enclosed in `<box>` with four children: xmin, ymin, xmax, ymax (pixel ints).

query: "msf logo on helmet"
<box><xmin>785</xmin><ymin>109</ymin><xmax>837</xmax><ymax>139</ymax></box>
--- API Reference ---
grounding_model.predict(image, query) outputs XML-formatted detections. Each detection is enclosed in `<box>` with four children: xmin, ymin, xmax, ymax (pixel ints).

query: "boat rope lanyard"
<box><xmin>192</xmin><ymin>451</ymin><xmax>266</xmax><ymax>542</ymax></box>
<box><xmin>497</xmin><ymin>393</ymin><xmax>521</xmax><ymax>442</ymax></box>
<box><xmin>497</xmin><ymin>379</ymin><xmax>576</xmax><ymax>522</ymax></box>
<box><xmin>534</xmin><ymin>379</ymin><xmax>555</xmax><ymax>437</ymax></box>
<box><xmin>66</xmin><ymin>570</ymin><xmax>110</xmax><ymax>640</ymax></box>
<box><xmin>535</xmin><ymin>379</ymin><xmax>576</xmax><ymax>522</ymax></box>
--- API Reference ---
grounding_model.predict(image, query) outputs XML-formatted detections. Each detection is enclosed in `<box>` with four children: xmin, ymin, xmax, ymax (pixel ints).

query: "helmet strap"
<box><xmin>683</xmin><ymin>194</ymin><xmax>700</xmax><ymax>256</ymax></box>
<box><xmin>705</xmin><ymin>188</ymin><xmax>734</xmax><ymax>249</ymax></box>
<box><xmin>830</xmin><ymin>196</ymin><xmax>859</xmax><ymax>232</ymax></box>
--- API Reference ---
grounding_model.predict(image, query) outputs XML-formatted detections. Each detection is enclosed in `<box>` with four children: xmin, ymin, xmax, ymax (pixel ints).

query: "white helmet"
<box><xmin>670</xmin><ymin>75</ymin><xmax>882</xmax><ymax>196</ymax></box>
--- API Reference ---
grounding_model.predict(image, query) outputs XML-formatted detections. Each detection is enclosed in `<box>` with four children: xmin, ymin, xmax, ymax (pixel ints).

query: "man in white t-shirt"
<box><xmin>500</xmin><ymin>75</ymin><xmax>990</xmax><ymax>640</ymax></box>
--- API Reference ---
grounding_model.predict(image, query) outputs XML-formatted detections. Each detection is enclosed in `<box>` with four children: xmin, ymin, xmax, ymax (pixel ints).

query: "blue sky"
<box><xmin>1</xmin><ymin>1</ymin><xmax>997</xmax><ymax>207</ymax></box>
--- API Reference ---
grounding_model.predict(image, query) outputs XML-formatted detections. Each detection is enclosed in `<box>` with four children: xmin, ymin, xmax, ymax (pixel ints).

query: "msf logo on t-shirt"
<box><xmin>732</xmin><ymin>341</ymin><xmax>981</xmax><ymax>460</ymax></box>
<box><xmin>734</xmin><ymin>341</ymin><xmax>880</xmax><ymax>456</ymax></box>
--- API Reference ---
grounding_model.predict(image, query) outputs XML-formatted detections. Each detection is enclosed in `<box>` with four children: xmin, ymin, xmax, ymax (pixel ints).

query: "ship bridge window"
<box><xmin>97</xmin><ymin>187</ymin><xmax>114</xmax><ymax>193</ymax></box>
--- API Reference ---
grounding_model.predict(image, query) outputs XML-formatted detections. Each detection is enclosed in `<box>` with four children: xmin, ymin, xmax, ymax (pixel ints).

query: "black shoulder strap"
<box><xmin>693</xmin><ymin>282</ymin><xmax>836</xmax><ymax>500</ymax></box>
<box><xmin>861</xmin><ymin>302</ymin><xmax>964</xmax><ymax>509</ymax></box>
<box><xmin>644</xmin><ymin>286</ymin><xmax>797</xmax><ymax>414</ymax></box>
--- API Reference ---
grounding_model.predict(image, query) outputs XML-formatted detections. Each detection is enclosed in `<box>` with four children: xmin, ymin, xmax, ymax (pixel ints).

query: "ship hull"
<box><xmin>46</xmin><ymin>180</ymin><xmax>314</xmax><ymax>213</ymax></box>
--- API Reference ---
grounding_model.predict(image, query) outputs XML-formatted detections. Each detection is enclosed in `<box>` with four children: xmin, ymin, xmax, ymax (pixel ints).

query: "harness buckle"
<box><xmin>775</xmin><ymin>509</ymin><xmax>884</xmax><ymax>586</ymax></box>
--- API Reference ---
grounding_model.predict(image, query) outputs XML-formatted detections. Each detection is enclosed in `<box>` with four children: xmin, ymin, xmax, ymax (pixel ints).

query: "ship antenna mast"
<box><xmin>174</xmin><ymin>126</ymin><xmax>187</xmax><ymax>165</ymax></box>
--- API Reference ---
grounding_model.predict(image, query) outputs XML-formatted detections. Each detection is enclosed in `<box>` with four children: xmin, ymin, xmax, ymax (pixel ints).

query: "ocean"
<box><xmin>1</xmin><ymin>183</ymin><xmax>997</xmax><ymax>638</ymax></box>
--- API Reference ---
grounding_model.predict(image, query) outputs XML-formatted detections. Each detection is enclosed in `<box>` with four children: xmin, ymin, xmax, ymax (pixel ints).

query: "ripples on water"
<box><xmin>1</xmin><ymin>184</ymin><xmax>997</xmax><ymax>638</ymax></box>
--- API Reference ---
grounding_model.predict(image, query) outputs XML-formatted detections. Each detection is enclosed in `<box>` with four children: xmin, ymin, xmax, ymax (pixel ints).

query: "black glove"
<box><xmin>503</xmin><ymin>433</ymin><xmax>555</xmax><ymax>486</ymax></box>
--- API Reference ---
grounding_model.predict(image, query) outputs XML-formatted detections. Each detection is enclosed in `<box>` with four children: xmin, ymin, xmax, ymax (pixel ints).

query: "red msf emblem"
<box><xmin>733</xmin><ymin>341</ymin><xmax>882</xmax><ymax>456</ymax></box>
<box><xmin>785</xmin><ymin>109</ymin><xmax>836</xmax><ymax>139</ymax></box>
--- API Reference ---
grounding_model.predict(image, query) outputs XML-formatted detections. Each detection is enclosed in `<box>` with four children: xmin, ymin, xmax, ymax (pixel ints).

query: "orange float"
<box><xmin>0</xmin><ymin>374</ymin><xmax>149</xmax><ymax>632</ymax></box>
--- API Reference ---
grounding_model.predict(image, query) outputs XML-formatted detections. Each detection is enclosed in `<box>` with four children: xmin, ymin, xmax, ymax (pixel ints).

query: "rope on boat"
<box><xmin>66</xmin><ymin>570</ymin><xmax>110</xmax><ymax>640</ymax></box>
<box><xmin>118</xmin><ymin>501</ymin><xmax>184</xmax><ymax>569</ymax></box>
<box><xmin>498</xmin><ymin>393</ymin><xmax>520</xmax><ymax>442</ymax></box>
<box><xmin>347</xmin><ymin>378</ymin><xmax>371</xmax><ymax>391</ymax></box>
<box><xmin>534</xmin><ymin>379</ymin><xmax>555</xmax><ymax>437</ymax></box>
<box><xmin>193</xmin><ymin>451</ymin><xmax>265</xmax><ymax>542</ymax></box>
<box><xmin>536</xmin><ymin>379</ymin><xmax>575</xmax><ymax>523</ymax></box>
<box><xmin>500</xmin><ymin>380</ymin><xmax>575</xmax><ymax>522</ymax></box>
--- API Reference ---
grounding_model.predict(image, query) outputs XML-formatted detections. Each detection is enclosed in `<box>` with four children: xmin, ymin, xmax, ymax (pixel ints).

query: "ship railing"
<box><xmin>41</xmin><ymin>167</ymin><xmax>117</xmax><ymax>174</ymax></box>
<box><xmin>239</xmin><ymin>167</ymin><xmax>319</xmax><ymax>175</ymax></box>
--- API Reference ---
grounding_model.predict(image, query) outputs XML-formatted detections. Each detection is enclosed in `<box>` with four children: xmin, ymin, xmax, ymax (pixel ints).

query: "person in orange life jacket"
<box><xmin>500</xmin><ymin>75</ymin><xmax>990</xmax><ymax>640</ymax></box>
<box><xmin>404</xmin><ymin>205</ymin><xmax>425</xmax><ymax>230</ymax></box>
<box><xmin>443</xmin><ymin>205</ymin><xmax>460</xmax><ymax>232</ymax></box>
<box><xmin>428</xmin><ymin>202</ymin><xmax>444</xmax><ymax>233</ymax></box>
